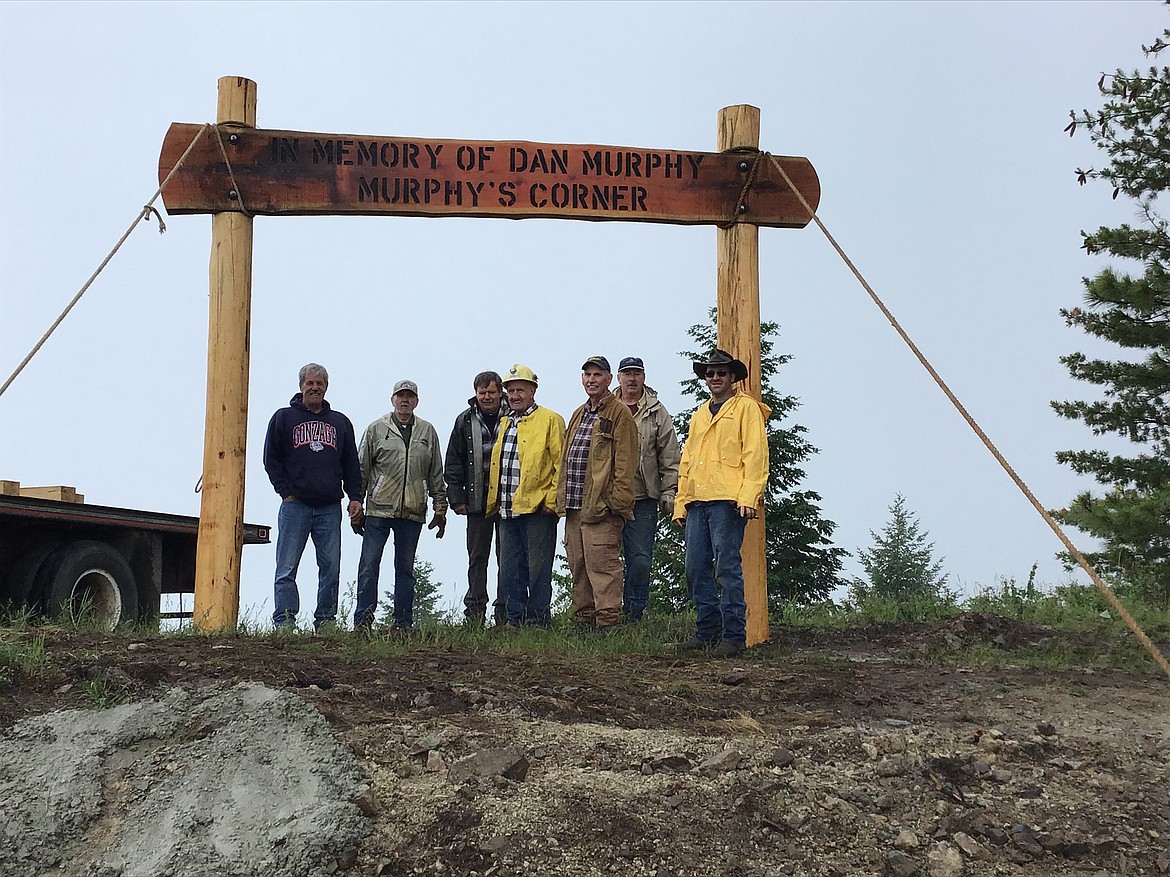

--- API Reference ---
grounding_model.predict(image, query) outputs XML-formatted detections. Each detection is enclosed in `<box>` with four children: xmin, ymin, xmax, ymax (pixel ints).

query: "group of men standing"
<box><xmin>261</xmin><ymin>348</ymin><xmax>768</xmax><ymax>655</ymax></box>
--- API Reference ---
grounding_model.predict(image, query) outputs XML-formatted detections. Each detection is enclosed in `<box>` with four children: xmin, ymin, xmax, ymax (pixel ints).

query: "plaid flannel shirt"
<box><xmin>562</xmin><ymin>402</ymin><xmax>600</xmax><ymax>510</ymax></box>
<box><xmin>498</xmin><ymin>403</ymin><xmax>537</xmax><ymax>519</ymax></box>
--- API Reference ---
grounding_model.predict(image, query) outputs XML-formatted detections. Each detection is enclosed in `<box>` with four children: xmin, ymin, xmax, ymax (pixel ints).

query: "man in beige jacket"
<box><xmin>613</xmin><ymin>356</ymin><xmax>680</xmax><ymax>621</ymax></box>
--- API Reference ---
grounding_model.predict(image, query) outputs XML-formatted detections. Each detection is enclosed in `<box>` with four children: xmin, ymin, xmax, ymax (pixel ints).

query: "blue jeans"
<box><xmin>355</xmin><ymin>516</ymin><xmax>423</xmax><ymax>628</ymax></box>
<box><xmin>621</xmin><ymin>497</ymin><xmax>659</xmax><ymax>621</ymax></box>
<box><xmin>684</xmin><ymin>500</ymin><xmax>747</xmax><ymax>644</ymax></box>
<box><xmin>498</xmin><ymin>512</ymin><xmax>558</xmax><ymax>626</ymax></box>
<box><xmin>272</xmin><ymin>499</ymin><xmax>342</xmax><ymax>628</ymax></box>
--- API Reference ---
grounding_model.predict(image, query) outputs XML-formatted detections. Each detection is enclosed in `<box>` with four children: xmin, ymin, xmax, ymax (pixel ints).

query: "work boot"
<box><xmin>711</xmin><ymin>640</ymin><xmax>744</xmax><ymax>658</ymax></box>
<box><xmin>676</xmin><ymin>636</ymin><xmax>713</xmax><ymax>653</ymax></box>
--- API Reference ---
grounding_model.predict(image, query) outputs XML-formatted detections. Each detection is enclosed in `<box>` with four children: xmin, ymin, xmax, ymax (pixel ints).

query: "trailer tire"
<box><xmin>3</xmin><ymin>542</ymin><xmax>60</xmax><ymax>608</ymax></box>
<box><xmin>43</xmin><ymin>541</ymin><xmax>139</xmax><ymax>629</ymax></box>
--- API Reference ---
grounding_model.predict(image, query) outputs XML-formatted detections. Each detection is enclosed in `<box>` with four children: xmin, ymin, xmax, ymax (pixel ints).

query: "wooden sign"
<box><xmin>158</xmin><ymin>123</ymin><xmax>819</xmax><ymax>227</ymax></box>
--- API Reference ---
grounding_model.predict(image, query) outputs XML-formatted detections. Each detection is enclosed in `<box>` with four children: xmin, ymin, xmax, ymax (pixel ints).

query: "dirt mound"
<box><xmin>0</xmin><ymin>683</ymin><xmax>370</xmax><ymax>877</ymax></box>
<box><xmin>0</xmin><ymin>623</ymin><xmax>1167</xmax><ymax>876</ymax></box>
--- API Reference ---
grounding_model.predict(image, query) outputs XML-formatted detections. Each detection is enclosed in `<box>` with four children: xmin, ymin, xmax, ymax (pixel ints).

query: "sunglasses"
<box><xmin>704</xmin><ymin>369</ymin><xmax>730</xmax><ymax>378</ymax></box>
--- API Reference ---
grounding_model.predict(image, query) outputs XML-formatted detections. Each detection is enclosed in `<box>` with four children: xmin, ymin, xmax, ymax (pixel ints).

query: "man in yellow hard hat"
<box><xmin>486</xmin><ymin>364</ymin><xmax>566</xmax><ymax>628</ymax></box>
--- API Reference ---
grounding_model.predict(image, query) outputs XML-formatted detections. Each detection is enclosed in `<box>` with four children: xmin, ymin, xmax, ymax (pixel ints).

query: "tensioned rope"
<box><xmin>757</xmin><ymin>151</ymin><xmax>1170</xmax><ymax>679</ymax></box>
<box><xmin>0</xmin><ymin>122</ymin><xmax>250</xmax><ymax>400</ymax></box>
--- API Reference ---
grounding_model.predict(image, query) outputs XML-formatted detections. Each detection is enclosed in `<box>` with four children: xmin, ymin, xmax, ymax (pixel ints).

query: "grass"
<box><xmin>0</xmin><ymin>630</ymin><xmax>46</xmax><ymax>684</ymax></box>
<box><xmin>2</xmin><ymin>581</ymin><xmax>1167</xmax><ymax>678</ymax></box>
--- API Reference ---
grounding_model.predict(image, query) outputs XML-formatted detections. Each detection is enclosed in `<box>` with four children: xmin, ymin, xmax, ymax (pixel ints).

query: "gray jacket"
<box><xmin>627</xmin><ymin>386</ymin><xmax>680</xmax><ymax>515</ymax></box>
<box><xmin>359</xmin><ymin>414</ymin><xmax>447</xmax><ymax>522</ymax></box>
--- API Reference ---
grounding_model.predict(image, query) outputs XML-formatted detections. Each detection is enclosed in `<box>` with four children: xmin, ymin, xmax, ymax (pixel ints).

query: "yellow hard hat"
<box><xmin>502</xmin><ymin>364</ymin><xmax>538</xmax><ymax>387</ymax></box>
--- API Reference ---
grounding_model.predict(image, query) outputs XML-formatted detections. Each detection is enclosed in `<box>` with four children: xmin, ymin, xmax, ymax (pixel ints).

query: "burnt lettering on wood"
<box><xmin>160</xmin><ymin>124</ymin><xmax>819</xmax><ymax>227</ymax></box>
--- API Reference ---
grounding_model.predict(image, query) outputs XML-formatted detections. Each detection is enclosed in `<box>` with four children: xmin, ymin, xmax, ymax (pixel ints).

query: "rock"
<box><xmin>885</xmin><ymin>850</ymin><xmax>918</xmax><ymax>877</ymax></box>
<box><xmin>353</xmin><ymin>787</ymin><xmax>379</xmax><ymax>817</ymax></box>
<box><xmin>1156</xmin><ymin>847</ymin><xmax>1170</xmax><ymax>874</ymax></box>
<box><xmin>926</xmin><ymin>843</ymin><xmax>963</xmax><ymax>877</ymax></box>
<box><xmin>952</xmin><ymin>832</ymin><xmax>988</xmax><ymax>860</ymax></box>
<box><xmin>336</xmin><ymin>847</ymin><xmax>358</xmax><ymax>869</ymax></box>
<box><xmin>425</xmin><ymin>751</ymin><xmax>446</xmax><ymax>772</ymax></box>
<box><xmin>698</xmin><ymin>748</ymin><xmax>742</xmax><ymax>776</ymax></box>
<box><xmin>1010</xmin><ymin>824</ymin><xmax>1044</xmax><ymax>858</ymax></box>
<box><xmin>770</xmin><ymin>748</ymin><xmax>795</xmax><ymax>768</ymax></box>
<box><xmin>876</xmin><ymin>757</ymin><xmax>905</xmax><ymax>777</ymax></box>
<box><xmin>479</xmin><ymin>835</ymin><xmax>509</xmax><ymax>854</ymax></box>
<box><xmin>448</xmin><ymin>747</ymin><xmax>530</xmax><ymax>784</ymax></box>
<box><xmin>720</xmin><ymin>669</ymin><xmax>749</xmax><ymax>686</ymax></box>
<box><xmin>409</xmin><ymin>734</ymin><xmax>443</xmax><ymax>757</ymax></box>
<box><xmin>651</xmin><ymin>755</ymin><xmax>692</xmax><ymax>772</ymax></box>
<box><xmin>894</xmin><ymin>829</ymin><xmax>919</xmax><ymax>850</ymax></box>
<box><xmin>1035</xmin><ymin>721</ymin><xmax>1056</xmax><ymax>737</ymax></box>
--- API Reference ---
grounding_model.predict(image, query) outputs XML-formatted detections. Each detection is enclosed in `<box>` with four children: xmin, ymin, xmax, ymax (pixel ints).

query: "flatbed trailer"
<box><xmin>0</xmin><ymin>487</ymin><xmax>269</xmax><ymax>628</ymax></box>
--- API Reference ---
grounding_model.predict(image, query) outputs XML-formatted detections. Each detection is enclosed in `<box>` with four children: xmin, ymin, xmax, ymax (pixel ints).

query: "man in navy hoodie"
<box><xmin>263</xmin><ymin>363</ymin><xmax>363</xmax><ymax>630</ymax></box>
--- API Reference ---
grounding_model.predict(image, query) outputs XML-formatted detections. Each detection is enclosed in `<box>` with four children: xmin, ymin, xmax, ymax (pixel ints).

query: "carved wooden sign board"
<box><xmin>158</xmin><ymin>123</ymin><xmax>819</xmax><ymax>227</ymax></box>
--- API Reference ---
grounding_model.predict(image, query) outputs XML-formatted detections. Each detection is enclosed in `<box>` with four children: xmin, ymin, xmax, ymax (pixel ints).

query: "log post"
<box><xmin>716</xmin><ymin>104</ymin><xmax>768</xmax><ymax>647</ymax></box>
<box><xmin>193</xmin><ymin>76</ymin><xmax>256</xmax><ymax>631</ymax></box>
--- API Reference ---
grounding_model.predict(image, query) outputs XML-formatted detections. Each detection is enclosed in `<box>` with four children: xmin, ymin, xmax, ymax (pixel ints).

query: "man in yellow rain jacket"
<box><xmin>673</xmin><ymin>349</ymin><xmax>770</xmax><ymax>657</ymax></box>
<box><xmin>486</xmin><ymin>364</ymin><xmax>566</xmax><ymax>628</ymax></box>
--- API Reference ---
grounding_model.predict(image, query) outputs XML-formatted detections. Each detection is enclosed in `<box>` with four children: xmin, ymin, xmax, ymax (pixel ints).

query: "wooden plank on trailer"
<box><xmin>21</xmin><ymin>485</ymin><xmax>84</xmax><ymax>503</ymax></box>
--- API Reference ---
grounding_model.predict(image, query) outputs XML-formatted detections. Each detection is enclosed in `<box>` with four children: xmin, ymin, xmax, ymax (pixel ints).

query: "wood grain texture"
<box><xmin>158</xmin><ymin>123</ymin><xmax>819</xmax><ymax>227</ymax></box>
<box><xmin>716</xmin><ymin>105</ymin><xmax>768</xmax><ymax>648</ymax></box>
<box><xmin>193</xmin><ymin>78</ymin><xmax>255</xmax><ymax>632</ymax></box>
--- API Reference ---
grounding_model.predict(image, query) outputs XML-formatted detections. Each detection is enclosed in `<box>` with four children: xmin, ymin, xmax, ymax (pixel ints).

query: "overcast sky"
<box><xmin>1</xmin><ymin>1</ymin><xmax>1164</xmax><ymax>625</ymax></box>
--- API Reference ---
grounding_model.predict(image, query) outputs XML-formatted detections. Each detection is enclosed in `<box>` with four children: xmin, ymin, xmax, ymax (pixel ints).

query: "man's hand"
<box><xmin>451</xmin><ymin>503</ymin><xmax>468</xmax><ymax>516</ymax></box>
<box><xmin>347</xmin><ymin>500</ymin><xmax>363</xmax><ymax>520</ymax></box>
<box><xmin>738</xmin><ymin>505</ymin><xmax>759</xmax><ymax>520</ymax></box>
<box><xmin>428</xmin><ymin>514</ymin><xmax>447</xmax><ymax>539</ymax></box>
<box><xmin>673</xmin><ymin>516</ymin><xmax>686</xmax><ymax>529</ymax></box>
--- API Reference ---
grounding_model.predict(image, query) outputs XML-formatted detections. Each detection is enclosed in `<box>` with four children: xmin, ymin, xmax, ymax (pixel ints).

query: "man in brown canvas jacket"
<box><xmin>556</xmin><ymin>356</ymin><xmax>639</xmax><ymax>634</ymax></box>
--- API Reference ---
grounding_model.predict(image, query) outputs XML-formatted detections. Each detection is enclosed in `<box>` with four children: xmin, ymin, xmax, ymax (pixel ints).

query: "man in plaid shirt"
<box><xmin>556</xmin><ymin>356</ymin><xmax>638</xmax><ymax>634</ymax></box>
<box><xmin>486</xmin><ymin>364</ymin><xmax>565</xmax><ymax>628</ymax></box>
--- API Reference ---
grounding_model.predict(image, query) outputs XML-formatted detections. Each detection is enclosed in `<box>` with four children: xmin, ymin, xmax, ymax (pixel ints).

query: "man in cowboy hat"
<box><xmin>673</xmin><ymin>349</ymin><xmax>770</xmax><ymax>657</ymax></box>
<box><xmin>486</xmin><ymin>364</ymin><xmax>566</xmax><ymax>628</ymax></box>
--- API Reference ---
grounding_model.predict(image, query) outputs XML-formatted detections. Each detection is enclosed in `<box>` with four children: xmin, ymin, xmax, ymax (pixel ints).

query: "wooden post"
<box><xmin>193</xmin><ymin>76</ymin><xmax>256</xmax><ymax>631</ymax></box>
<box><xmin>716</xmin><ymin>104</ymin><xmax>768</xmax><ymax>647</ymax></box>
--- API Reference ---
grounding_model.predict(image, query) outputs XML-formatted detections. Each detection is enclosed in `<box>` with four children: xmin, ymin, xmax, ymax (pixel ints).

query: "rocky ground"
<box><xmin>0</xmin><ymin>614</ymin><xmax>1167</xmax><ymax>877</ymax></box>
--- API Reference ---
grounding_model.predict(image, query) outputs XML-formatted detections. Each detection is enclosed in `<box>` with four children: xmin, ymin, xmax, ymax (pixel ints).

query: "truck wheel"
<box><xmin>43</xmin><ymin>541</ymin><xmax>140</xmax><ymax>629</ymax></box>
<box><xmin>3</xmin><ymin>542</ymin><xmax>60</xmax><ymax>608</ymax></box>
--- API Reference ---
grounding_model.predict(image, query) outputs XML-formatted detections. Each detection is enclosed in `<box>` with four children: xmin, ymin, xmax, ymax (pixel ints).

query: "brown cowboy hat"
<box><xmin>692</xmin><ymin>348</ymin><xmax>748</xmax><ymax>382</ymax></box>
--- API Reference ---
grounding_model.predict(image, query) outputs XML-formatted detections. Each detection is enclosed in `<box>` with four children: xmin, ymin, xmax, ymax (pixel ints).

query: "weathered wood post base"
<box><xmin>193</xmin><ymin>76</ymin><xmax>256</xmax><ymax>632</ymax></box>
<box><xmin>716</xmin><ymin>104</ymin><xmax>768</xmax><ymax>647</ymax></box>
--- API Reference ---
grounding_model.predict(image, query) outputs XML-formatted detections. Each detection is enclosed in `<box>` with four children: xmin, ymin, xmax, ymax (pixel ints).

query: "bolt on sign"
<box><xmin>158</xmin><ymin>123</ymin><xmax>819</xmax><ymax>227</ymax></box>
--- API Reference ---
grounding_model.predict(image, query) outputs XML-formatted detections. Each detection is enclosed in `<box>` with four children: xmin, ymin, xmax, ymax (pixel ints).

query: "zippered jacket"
<box><xmin>627</xmin><ymin>386</ymin><xmax>681</xmax><ymax>514</ymax></box>
<box><xmin>674</xmin><ymin>389</ymin><xmax>770</xmax><ymax>518</ymax></box>
<box><xmin>486</xmin><ymin>406</ymin><xmax>566</xmax><ymax>517</ymax></box>
<box><xmin>263</xmin><ymin>394</ymin><xmax>362</xmax><ymax>508</ymax></box>
<box><xmin>444</xmin><ymin>398</ymin><xmax>496</xmax><ymax>516</ymax></box>
<box><xmin>555</xmin><ymin>391</ymin><xmax>639</xmax><ymax>523</ymax></box>
<box><xmin>359</xmin><ymin>413</ymin><xmax>448</xmax><ymax>522</ymax></box>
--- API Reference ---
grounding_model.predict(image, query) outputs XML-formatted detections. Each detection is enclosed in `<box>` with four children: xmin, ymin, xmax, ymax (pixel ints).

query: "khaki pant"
<box><xmin>565</xmin><ymin>510</ymin><xmax>625</xmax><ymax>627</ymax></box>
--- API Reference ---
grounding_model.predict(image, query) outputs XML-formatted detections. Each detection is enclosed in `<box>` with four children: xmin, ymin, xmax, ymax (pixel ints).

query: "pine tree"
<box><xmin>378</xmin><ymin>559</ymin><xmax>444</xmax><ymax>626</ymax></box>
<box><xmin>850</xmin><ymin>493</ymin><xmax>948</xmax><ymax>608</ymax></box>
<box><xmin>1055</xmin><ymin>28</ymin><xmax>1170</xmax><ymax>605</ymax></box>
<box><xmin>648</xmin><ymin>310</ymin><xmax>847</xmax><ymax>614</ymax></box>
